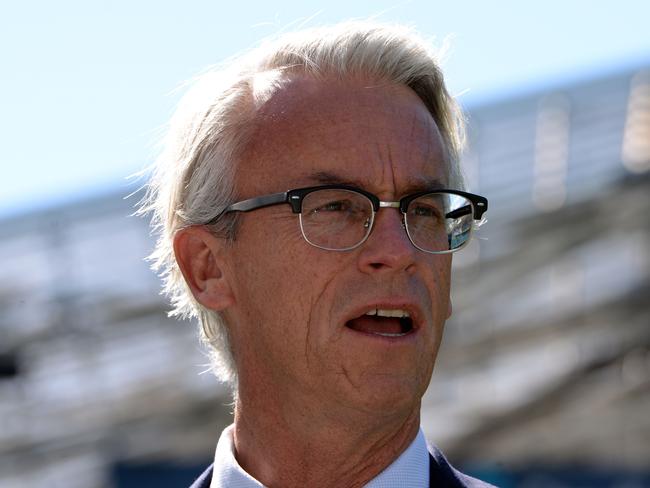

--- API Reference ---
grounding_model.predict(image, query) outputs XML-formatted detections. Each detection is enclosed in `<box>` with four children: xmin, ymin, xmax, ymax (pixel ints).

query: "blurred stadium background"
<box><xmin>1</xmin><ymin>28</ymin><xmax>649</xmax><ymax>488</ymax></box>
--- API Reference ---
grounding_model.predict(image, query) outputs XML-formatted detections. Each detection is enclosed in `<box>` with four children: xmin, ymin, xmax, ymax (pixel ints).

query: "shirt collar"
<box><xmin>365</xmin><ymin>428</ymin><xmax>429</xmax><ymax>488</ymax></box>
<box><xmin>210</xmin><ymin>425</ymin><xmax>263</xmax><ymax>488</ymax></box>
<box><xmin>210</xmin><ymin>424</ymin><xmax>429</xmax><ymax>488</ymax></box>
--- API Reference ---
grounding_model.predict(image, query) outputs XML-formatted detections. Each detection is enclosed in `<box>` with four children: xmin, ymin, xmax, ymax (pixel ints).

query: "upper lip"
<box><xmin>342</xmin><ymin>299</ymin><xmax>425</xmax><ymax>331</ymax></box>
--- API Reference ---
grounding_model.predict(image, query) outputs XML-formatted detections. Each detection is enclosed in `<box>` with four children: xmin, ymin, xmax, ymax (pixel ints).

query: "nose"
<box><xmin>357</xmin><ymin>207</ymin><xmax>417</xmax><ymax>274</ymax></box>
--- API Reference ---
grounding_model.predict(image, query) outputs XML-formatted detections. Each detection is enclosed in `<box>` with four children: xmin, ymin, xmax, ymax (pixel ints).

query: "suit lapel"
<box><xmin>189</xmin><ymin>464</ymin><xmax>213</xmax><ymax>488</ymax></box>
<box><xmin>429</xmin><ymin>450</ymin><xmax>464</xmax><ymax>487</ymax></box>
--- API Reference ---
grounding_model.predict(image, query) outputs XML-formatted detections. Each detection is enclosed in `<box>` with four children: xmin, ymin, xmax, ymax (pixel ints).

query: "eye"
<box><xmin>410</xmin><ymin>203</ymin><xmax>443</xmax><ymax>219</ymax></box>
<box><xmin>312</xmin><ymin>199</ymin><xmax>352</xmax><ymax>213</ymax></box>
<box><xmin>302</xmin><ymin>189</ymin><xmax>372</xmax><ymax>223</ymax></box>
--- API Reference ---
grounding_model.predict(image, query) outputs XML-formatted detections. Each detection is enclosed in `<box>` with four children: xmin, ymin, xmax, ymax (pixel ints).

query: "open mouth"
<box><xmin>345</xmin><ymin>309</ymin><xmax>415</xmax><ymax>338</ymax></box>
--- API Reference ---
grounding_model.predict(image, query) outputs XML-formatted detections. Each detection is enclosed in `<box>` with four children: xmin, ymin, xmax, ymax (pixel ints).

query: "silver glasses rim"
<box><xmin>404</xmin><ymin>212</ymin><xmax>474</xmax><ymax>255</ymax></box>
<box><xmin>297</xmin><ymin>189</ymin><xmax>476</xmax><ymax>254</ymax></box>
<box><xmin>298</xmin><ymin>210</ymin><xmax>376</xmax><ymax>252</ymax></box>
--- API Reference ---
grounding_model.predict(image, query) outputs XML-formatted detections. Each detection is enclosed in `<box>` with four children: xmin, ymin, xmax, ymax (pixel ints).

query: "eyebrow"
<box><xmin>308</xmin><ymin>171</ymin><xmax>448</xmax><ymax>194</ymax></box>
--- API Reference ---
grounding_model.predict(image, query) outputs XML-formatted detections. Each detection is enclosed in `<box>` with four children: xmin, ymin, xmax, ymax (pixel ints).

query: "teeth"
<box><xmin>373</xmin><ymin>332</ymin><xmax>408</xmax><ymax>337</ymax></box>
<box><xmin>364</xmin><ymin>309</ymin><xmax>410</xmax><ymax>318</ymax></box>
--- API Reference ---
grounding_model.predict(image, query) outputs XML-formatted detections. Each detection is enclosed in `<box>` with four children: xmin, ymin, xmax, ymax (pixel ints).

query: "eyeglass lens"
<box><xmin>298</xmin><ymin>189</ymin><xmax>474</xmax><ymax>253</ymax></box>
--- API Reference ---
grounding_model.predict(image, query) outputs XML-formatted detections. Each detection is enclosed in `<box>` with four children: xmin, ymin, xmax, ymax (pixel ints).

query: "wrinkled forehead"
<box><xmin>237</xmin><ymin>74</ymin><xmax>449</xmax><ymax>193</ymax></box>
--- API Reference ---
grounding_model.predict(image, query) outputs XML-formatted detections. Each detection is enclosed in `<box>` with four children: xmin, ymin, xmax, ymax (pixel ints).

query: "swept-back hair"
<box><xmin>139</xmin><ymin>20</ymin><xmax>466</xmax><ymax>389</ymax></box>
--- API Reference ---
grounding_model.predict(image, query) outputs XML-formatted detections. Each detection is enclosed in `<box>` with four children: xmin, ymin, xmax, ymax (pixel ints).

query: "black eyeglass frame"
<box><xmin>205</xmin><ymin>184</ymin><xmax>488</xmax><ymax>252</ymax></box>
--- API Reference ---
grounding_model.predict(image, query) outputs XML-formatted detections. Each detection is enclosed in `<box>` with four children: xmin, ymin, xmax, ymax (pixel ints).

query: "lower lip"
<box><xmin>343</xmin><ymin>326</ymin><xmax>418</xmax><ymax>344</ymax></box>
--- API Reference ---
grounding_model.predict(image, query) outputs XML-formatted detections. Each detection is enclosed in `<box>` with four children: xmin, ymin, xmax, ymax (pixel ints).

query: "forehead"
<box><xmin>237</xmin><ymin>75</ymin><xmax>448</xmax><ymax>194</ymax></box>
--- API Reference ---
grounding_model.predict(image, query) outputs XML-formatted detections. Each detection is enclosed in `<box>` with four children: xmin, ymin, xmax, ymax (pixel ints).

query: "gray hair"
<box><xmin>139</xmin><ymin>20</ymin><xmax>466</xmax><ymax>389</ymax></box>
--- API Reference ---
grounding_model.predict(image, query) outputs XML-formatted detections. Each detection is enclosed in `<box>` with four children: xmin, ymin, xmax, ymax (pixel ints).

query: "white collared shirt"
<box><xmin>210</xmin><ymin>424</ymin><xmax>429</xmax><ymax>488</ymax></box>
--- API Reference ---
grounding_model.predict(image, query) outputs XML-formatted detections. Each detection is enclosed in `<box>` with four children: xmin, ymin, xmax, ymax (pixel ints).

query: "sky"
<box><xmin>1</xmin><ymin>0</ymin><xmax>649</xmax><ymax>218</ymax></box>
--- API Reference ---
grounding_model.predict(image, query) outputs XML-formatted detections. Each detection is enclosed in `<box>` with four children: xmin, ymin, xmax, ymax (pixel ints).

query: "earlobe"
<box><xmin>173</xmin><ymin>226</ymin><xmax>235</xmax><ymax>311</ymax></box>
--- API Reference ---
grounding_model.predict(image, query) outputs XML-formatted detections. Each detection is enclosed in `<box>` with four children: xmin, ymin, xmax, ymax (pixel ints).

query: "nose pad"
<box><xmin>357</xmin><ymin>209</ymin><xmax>416</xmax><ymax>272</ymax></box>
<box><xmin>389</xmin><ymin>211</ymin><xmax>408</xmax><ymax>236</ymax></box>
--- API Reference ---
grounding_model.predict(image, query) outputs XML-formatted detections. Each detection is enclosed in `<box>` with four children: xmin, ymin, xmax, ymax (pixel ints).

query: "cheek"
<box><xmin>429</xmin><ymin>256</ymin><xmax>452</xmax><ymax>318</ymax></box>
<box><xmin>437</xmin><ymin>256</ymin><xmax>452</xmax><ymax>290</ymax></box>
<box><xmin>231</xmin><ymin>244</ymin><xmax>348</xmax><ymax>390</ymax></box>
<box><xmin>231</xmin><ymin>216</ymin><xmax>336</xmax><ymax>339</ymax></box>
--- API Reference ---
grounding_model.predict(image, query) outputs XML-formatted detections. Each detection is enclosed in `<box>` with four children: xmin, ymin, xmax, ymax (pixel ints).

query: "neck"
<box><xmin>232</xmin><ymin>390</ymin><xmax>421</xmax><ymax>488</ymax></box>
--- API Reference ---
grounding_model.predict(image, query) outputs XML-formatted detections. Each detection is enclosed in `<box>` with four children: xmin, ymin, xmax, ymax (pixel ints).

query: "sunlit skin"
<box><xmin>175</xmin><ymin>76</ymin><xmax>453</xmax><ymax>487</ymax></box>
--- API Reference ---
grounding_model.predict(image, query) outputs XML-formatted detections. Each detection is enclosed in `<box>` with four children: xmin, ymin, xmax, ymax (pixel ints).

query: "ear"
<box><xmin>446</xmin><ymin>297</ymin><xmax>453</xmax><ymax>320</ymax></box>
<box><xmin>173</xmin><ymin>226</ymin><xmax>235</xmax><ymax>311</ymax></box>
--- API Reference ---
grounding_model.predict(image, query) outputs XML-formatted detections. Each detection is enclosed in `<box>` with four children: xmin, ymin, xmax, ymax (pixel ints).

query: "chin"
<box><xmin>346</xmin><ymin>371</ymin><xmax>428</xmax><ymax>416</ymax></box>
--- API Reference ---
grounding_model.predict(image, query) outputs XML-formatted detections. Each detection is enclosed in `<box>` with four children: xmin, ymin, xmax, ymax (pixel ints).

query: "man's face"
<box><xmin>223</xmin><ymin>76</ymin><xmax>452</xmax><ymax>417</ymax></box>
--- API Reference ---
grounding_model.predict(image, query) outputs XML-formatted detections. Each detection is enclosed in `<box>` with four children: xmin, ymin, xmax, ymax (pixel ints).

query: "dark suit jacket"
<box><xmin>189</xmin><ymin>444</ymin><xmax>495</xmax><ymax>487</ymax></box>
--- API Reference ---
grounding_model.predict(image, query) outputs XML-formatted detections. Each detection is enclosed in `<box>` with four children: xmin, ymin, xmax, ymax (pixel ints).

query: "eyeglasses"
<box><xmin>206</xmin><ymin>185</ymin><xmax>488</xmax><ymax>254</ymax></box>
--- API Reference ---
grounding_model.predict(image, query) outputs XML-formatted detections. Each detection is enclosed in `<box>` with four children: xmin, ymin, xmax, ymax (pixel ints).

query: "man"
<box><xmin>142</xmin><ymin>21</ymin><xmax>492</xmax><ymax>487</ymax></box>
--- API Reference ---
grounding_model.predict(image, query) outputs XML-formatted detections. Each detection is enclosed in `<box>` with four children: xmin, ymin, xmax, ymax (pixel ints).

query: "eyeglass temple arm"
<box><xmin>444</xmin><ymin>197</ymin><xmax>488</xmax><ymax>220</ymax></box>
<box><xmin>445</xmin><ymin>205</ymin><xmax>472</xmax><ymax>219</ymax></box>
<box><xmin>205</xmin><ymin>192</ymin><xmax>288</xmax><ymax>225</ymax></box>
<box><xmin>472</xmin><ymin>195</ymin><xmax>488</xmax><ymax>219</ymax></box>
<box><xmin>226</xmin><ymin>192</ymin><xmax>288</xmax><ymax>212</ymax></box>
